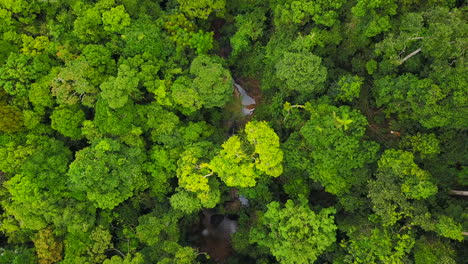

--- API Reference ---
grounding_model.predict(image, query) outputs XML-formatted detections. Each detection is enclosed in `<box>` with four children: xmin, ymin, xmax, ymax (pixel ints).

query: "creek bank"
<box><xmin>194</xmin><ymin>191</ymin><xmax>249</xmax><ymax>263</ymax></box>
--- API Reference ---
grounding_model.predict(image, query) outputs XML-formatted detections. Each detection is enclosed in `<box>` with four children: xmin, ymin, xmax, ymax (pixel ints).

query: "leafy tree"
<box><xmin>145</xmin><ymin>145</ymin><xmax>178</xmax><ymax>198</ymax></box>
<box><xmin>121</xmin><ymin>17</ymin><xmax>172</xmax><ymax>58</ymax></box>
<box><xmin>177</xmin><ymin>0</ymin><xmax>226</xmax><ymax>19</ymax></box>
<box><xmin>67</xmin><ymin>138</ymin><xmax>148</xmax><ymax>209</ymax></box>
<box><xmin>136</xmin><ymin>211</ymin><xmax>180</xmax><ymax>247</ymax></box>
<box><xmin>170</xmin><ymin>76</ymin><xmax>202</xmax><ymax>114</ymax></box>
<box><xmin>400</xmin><ymin>133</ymin><xmax>440</xmax><ymax>159</ymax></box>
<box><xmin>51</xmin><ymin>62</ymin><xmax>98</xmax><ymax>107</ymax></box>
<box><xmin>0</xmin><ymin>134</ymin><xmax>37</xmax><ymax>174</ymax></box>
<box><xmin>0</xmin><ymin>53</ymin><xmax>50</xmax><ymax>97</ymax></box>
<box><xmin>0</xmin><ymin>246</ymin><xmax>37</xmax><ymax>264</ymax></box>
<box><xmin>210</xmin><ymin>135</ymin><xmax>259</xmax><ymax>187</ymax></box>
<box><xmin>275</xmin><ymin>52</ymin><xmax>327</xmax><ymax>94</ymax></box>
<box><xmin>332</xmin><ymin>75</ymin><xmax>364</xmax><ymax>102</ymax></box>
<box><xmin>250</xmin><ymin>198</ymin><xmax>337</xmax><ymax>264</ymax></box>
<box><xmin>163</xmin><ymin>13</ymin><xmax>214</xmax><ymax>54</ymax></box>
<box><xmin>102</xmin><ymin>5</ymin><xmax>131</xmax><ymax>33</ymax></box>
<box><xmin>230</xmin><ymin>9</ymin><xmax>266</xmax><ymax>56</ymax></box>
<box><xmin>156</xmin><ymin>241</ymin><xmax>200</xmax><ymax>264</ymax></box>
<box><xmin>0</xmin><ymin>105</ymin><xmax>23</xmax><ymax>132</ymax></box>
<box><xmin>169</xmin><ymin>190</ymin><xmax>202</xmax><ymax>214</ymax></box>
<box><xmin>2</xmin><ymin>137</ymin><xmax>71</xmax><ymax>231</ymax></box>
<box><xmin>368</xmin><ymin>149</ymin><xmax>438</xmax><ymax>226</ymax></box>
<box><xmin>374</xmin><ymin>73</ymin><xmax>467</xmax><ymax>129</ymax></box>
<box><xmin>413</xmin><ymin>236</ymin><xmax>457</xmax><ymax>264</ymax></box>
<box><xmin>103</xmin><ymin>253</ymin><xmax>145</xmax><ymax>264</ymax></box>
<box><xmin>100</xmin><ymin>64</ymin><xmax>140</xmax><ymax>109</ymax></box>
<box><xmin>351</xmin><ymin>0</ymin><xmax>397</xmax><ymax>37</ymax></box>
<box><xmin>88</xmin><ymin>226</ymin><xmax>114</xmax><ymax>263</ymax></box>
<box><xmin>33</xmin><ymin>228</ymin><xmax>63</xmax><ymax>264</ymax></box>
<box><xmin>365</xmin><ymin>150</ymin><xmax>464</xmax><ymax>242</ymax></box>
<box><xmin>50</xmin><ymin>105</ymin><xmax>85</xmax><ymax>139</ymax></box>
<box><xmin>340</xmin><ymin>226</ymin><xmax>415</xmax><ymax>264</ymax></box>
<box><xmin>176</xmin><ymin>142</ymin><xmax>220</xmax><ymax>208</ymax></box>
<box><xmin>20</xmin><ymin>35</ymin><xmax>51</xmax><ymax>56</ymax></box>
<box><xmin>80</xmin><ymin>44</ymin><xmax>117</xmax><ymax>83</ymax></box>
<box><xmin>28</xmin><ymin>75</ymin><xmax>55</xmax><ymax>110</ymax></box>
<box><xmin>210</xmin><ymin>121</ymin><xmax>283</xmax><ymax>187</ymax></box>
<box><xmin>190</xmin><ymin>55</ymin><xmax>233</xmax><ymax>108</ymax></box>
<box><xmin>298</xmin><ymin>103</ymin><xmax>379</xmax><ymax>197</ymax></box>
<box><xmin>245</xmin><ymin>120</ymin><xmax>284</xmax><ymax>177</ymax></box>
<box><xmin>60</xmin><ymin>226</ymin><xmax>113</xmax><ymax>264</ymax></box>
<box><xmin>72</xmin><ymin>0</ymin><xmax>122</xmax><ymax>42</ymax></box>
<box><xmin>91</xmin><ymin>99</ymin><xmax>143</xmax><ymax>138</ymax></box>
<box><xmin>272</xmin><ymin>0</ymin><xmax>345</xmax><ymax>27</ymax></box>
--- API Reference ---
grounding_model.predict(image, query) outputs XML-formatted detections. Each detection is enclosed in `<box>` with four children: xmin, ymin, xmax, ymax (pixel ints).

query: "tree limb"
<box><xmin>449</xmin><ymin>190</ymin><xmax>468</xmax><ymax>197</ymax></box>
<box><xmin>399</xmin><ymin>48</ymin><xmax>422</xmax><ymax>65</ymax></box>
<box><xmin>203</xmin><ymin>172</ymin><xmax>213</xmax><ymax>178</ymax></box>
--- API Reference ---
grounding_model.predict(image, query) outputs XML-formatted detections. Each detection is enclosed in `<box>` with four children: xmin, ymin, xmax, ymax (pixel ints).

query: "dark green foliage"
<box><xmin>190</xmin><ymin>55</ymin><xmax>233</xmax><ymax>108</ymax></box>
<box><xmin>67</xmin><ymin>138</ymin><xmax>148</xmax><ymax>209</ymax></box>
<box><xmin>0</xmin><ymin>1</ymin><xmax>466</xmax><ymax>263</ymax></box>
<box><xmin>299</xmin><ymin>103</ymin><xmax>379</xmax><ymax>196</ymax></box>
<box><xmin>414</xmin><ymin>236</ymin><xmax>457</xmax><ymax>264</ymax></box>
<box><xmin>50</xmin><ymin>105</ymin><xmax>85</xmax><ymax>139</ymax></box>
<box><xmin>0</xmin><ymin>247</ymin><xmax>37</xmax><ymax>264</ymax></box>
<box><xmin>276</xmin><ymin>52</ymin><xmax>327</xmax><ymax>95</ymax></box>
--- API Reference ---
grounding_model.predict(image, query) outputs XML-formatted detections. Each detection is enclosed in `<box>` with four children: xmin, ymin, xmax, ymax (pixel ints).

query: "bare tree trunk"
<box><xmin>399</xmin><ymin>48</ymin><xmax>422</xmax><ymax>65</ymax></box>
<box><xmin>449</xmin><ymin>190</ymin><xmax>468</xmax><ymax>197</ymax></box>
<box><xmin>462</xmin><ymin>232</ymin><xmax>468</xmax><ymax>236</ymax></box>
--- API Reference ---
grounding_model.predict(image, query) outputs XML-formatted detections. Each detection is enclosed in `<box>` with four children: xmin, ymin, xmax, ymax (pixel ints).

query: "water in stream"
<box><xmin>234</xmin><ymin>82</ymin><xmax>256</xmax><ymax>116</ymax></box>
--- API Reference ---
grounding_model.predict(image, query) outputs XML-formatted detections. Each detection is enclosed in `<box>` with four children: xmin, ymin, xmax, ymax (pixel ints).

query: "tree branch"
<box><xmin>399</xmin><ymin>48</ymin><xmax>422</xmax><ymax>65</ymax></box>
<box><xmin>449</xmin><ymin>190</ymin><xmax>468</xmax><ymax>197</ymax></box>
<box><xmin>107</xmin><ymin>248</ymin><xmax>125</xmax><ymax>258</ymax></box>
<box><xmin>203</xmin><ymin>172</ymin><xmax>213</xmax><ymax>178</ymax></box>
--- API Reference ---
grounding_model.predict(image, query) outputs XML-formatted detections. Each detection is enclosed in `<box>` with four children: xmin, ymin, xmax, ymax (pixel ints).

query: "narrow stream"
<box><xmin>234</xmin><ymin>82</ymin><xmax>256</xmax><ymax>116</ymax></box>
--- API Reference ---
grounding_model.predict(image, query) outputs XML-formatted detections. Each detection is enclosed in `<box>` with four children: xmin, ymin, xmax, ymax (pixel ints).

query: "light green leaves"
<box><xmin>245</xmin><ymin>121</ymin><xmax>283</xmax><ymax>177</ymax></box>
<box><xmin>377</xmin><ymin>149</ymin><xmax>438</xmax><ymax>200</ymax></box>
<box><xmin>176</xmin><ymin>142</ymin><xmax>220</xmax><ymax>208</ymax></box>
<box><xmin>250</xmin><ymin>198</ymin><xmax>337</xmax><ymax>264</ymax></box>
<box><xmin>333</xmin><ymin>75</ymin><xmax>363</xmax><ymax>102</ymax></box>
<box><xmin>210</xmin><ymin>135</ymin><xmax>259</xmax><ymax>187</ymax></box>
<box><xmin>210</xmin><ymin>121</ymin><xmax>283</xmax><ymax>188</ymax></box>
<box><xmin>102</xmin><ymin>5</ymin><xmax>131</xmax><ymax>33</ymax></box>
<box><xmin>177</xmin><ymin>0</ymin><xmax>225</xmax><ymax>19</ymax></box>
<box><xmin>368</xmin><ymin>149</ymin><xmax>438</xmax><ymax>226</ymax></box>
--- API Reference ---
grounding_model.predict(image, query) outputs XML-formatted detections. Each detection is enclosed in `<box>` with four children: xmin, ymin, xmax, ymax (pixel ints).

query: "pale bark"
<box><xmin>399</xmin><ymin>48</ymin><xmax>422</xmax><ymax>65</ymax></box>
<box><xmin>449</xmin><ymin>190</ymin><xmax>468</xmax><ymax>196</ymax></box>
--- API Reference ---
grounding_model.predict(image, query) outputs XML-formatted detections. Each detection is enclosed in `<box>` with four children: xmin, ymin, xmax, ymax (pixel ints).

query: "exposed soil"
<box><xmin>192</xmin><ymin>190</ymin><xmax>245</xmax><ymax>263</ymax></box>
<box><xmin>199</xmin><ymin>232</ymin><xmax>233</xmax><ymax>263</ymax></box>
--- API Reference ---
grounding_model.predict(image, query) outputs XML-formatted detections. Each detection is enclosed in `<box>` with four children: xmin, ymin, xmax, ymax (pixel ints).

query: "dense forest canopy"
<box><xmin>0</xmin><ymin>0</ymin><xmax>466</xmax><ymax>263</ymax></box>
